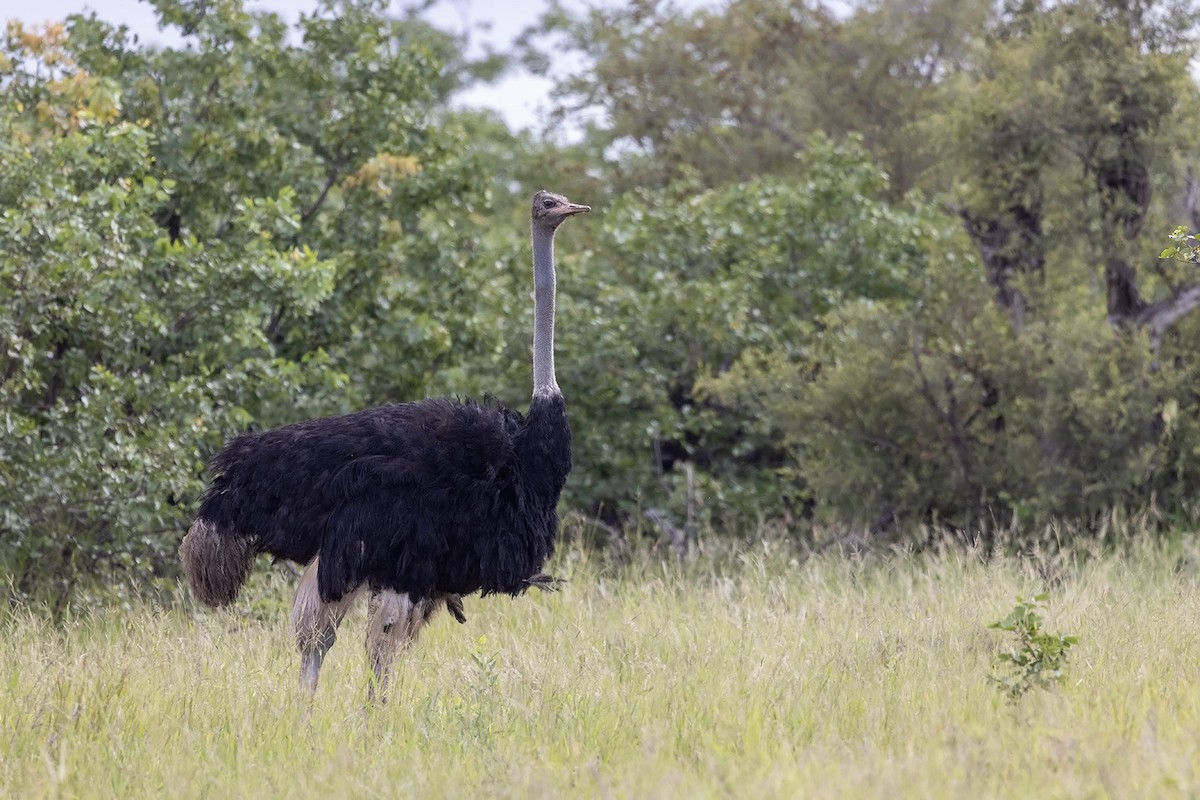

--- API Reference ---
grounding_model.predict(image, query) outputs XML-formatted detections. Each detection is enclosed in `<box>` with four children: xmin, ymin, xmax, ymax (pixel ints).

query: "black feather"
<box><xmin>194</xmin><ymin>393</ymin><xmax>570</xmax><ymax>603</ymax></box>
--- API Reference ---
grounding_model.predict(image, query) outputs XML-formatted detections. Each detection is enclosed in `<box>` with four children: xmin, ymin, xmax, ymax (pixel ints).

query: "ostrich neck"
<box><xmin>531</xmin><ymin>225</ymin><xmax>559</xmax><ymax>397</ymax></box>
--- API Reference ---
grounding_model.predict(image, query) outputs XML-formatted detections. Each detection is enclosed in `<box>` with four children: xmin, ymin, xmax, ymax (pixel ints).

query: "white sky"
<box><xmin>8</xmin><ymin>0</ymin><xmax>717</xmax><ymax>133</ymax></box>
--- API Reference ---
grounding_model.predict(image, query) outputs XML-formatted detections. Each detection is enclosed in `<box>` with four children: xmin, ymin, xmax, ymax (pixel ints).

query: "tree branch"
<box><xmin>1136</xmin><ymin>283</ymin><xmax>1200</xmax><ymax>354</ymax></box>
<box><xmin>300</xmin><ymin>166</ymin><xmax>341</xmax><ymax>228</ymax></box>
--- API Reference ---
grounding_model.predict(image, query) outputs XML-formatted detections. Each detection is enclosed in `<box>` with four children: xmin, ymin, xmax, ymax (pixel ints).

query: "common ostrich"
<box><xmin>180</xmin><ymin>190</ymin><xmax>590</xmax><ymax>698</ymax></box>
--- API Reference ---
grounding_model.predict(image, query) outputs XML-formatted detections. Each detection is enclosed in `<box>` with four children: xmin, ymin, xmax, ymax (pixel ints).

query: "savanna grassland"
<box><xmin>6</xmin><ymin>538</ymin><xmax>1200</xmax><ymax>799</ymax></box>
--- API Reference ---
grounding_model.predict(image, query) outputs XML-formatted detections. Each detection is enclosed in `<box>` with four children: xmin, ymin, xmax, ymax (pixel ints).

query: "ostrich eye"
<box><xmin>542</xmin><ymin>198</ymin><xmax>557</xmax><ymax>209</ymax></box>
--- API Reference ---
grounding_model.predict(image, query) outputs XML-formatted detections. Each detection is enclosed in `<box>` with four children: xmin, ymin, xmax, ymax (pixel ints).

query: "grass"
<box><xmin>5</xmin><ymin>538</ymin><xmax>1200</xmax><ymax>798</ymax></box>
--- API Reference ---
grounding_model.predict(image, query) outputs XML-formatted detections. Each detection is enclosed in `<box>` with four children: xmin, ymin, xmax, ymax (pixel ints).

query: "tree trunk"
<box><xmin>1105</xmin><ymin>255</ymin><xmax>1145</xmax><ymax>323</ymax></box>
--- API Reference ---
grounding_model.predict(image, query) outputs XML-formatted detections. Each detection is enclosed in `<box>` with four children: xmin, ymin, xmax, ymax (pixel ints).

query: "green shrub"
<box><xmin>989</xmin><ymin>594</ymin><xmax>1078</xmax><ymax>703</ymax></box>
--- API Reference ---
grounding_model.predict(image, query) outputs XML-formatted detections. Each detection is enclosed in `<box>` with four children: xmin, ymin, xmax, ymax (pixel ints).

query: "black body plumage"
<box><xmin>195</xmin><ymin>393</ymin><xmax>570</xmax><ymax>603</ymax></box>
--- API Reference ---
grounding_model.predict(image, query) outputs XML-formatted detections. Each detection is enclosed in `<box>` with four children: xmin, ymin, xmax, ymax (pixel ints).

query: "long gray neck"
<box><xmin>531</xmin><ymin>224</ymin><xmax>560</xmax><ymax>398</ymax></box>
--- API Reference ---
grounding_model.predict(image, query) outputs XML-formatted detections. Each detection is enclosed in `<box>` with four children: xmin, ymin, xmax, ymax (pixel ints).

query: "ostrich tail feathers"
<box><xmin>445</xmin><ymin>594</ymin><xmax>467</xmax><ymax>624</ymax></box>
<box><xmin>179</xmin><ymin>519</ymin><xmax>256</xmax><ymax>607</ymax></box>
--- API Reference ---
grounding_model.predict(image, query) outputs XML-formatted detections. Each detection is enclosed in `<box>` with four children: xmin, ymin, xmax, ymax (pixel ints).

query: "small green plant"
<box><xmin>1158</xmin><ymin>225</ymin><xmax>1200</xmax><ymax>263</ymax></box>
<box><xmin>989</xmin><ymin>594</ymin><xmax>1079</xmax><ymax>703</ymax></box>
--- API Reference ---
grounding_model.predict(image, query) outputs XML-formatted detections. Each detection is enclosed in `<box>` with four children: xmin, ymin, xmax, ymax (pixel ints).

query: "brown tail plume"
<box><xmin>179</xmin><ymin>519</ymin><xmax>256</xmax><ymax>606</ymax></box>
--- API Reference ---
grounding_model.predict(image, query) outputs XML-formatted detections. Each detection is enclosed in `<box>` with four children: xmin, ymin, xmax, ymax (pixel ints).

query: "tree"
<box><xmin>66</xmin><ymin>0</ymin><xmax>500</xmax><ymax>404</ymax></box>
<box><xmin>524</xmin><ymin>0</ymin><xmax>989</xmax><ymax>195</ymax></box>
<box><xmin>947</xmin><ymin>0</ymin><xmax>1200</xmax><ymax>333</ymax></box>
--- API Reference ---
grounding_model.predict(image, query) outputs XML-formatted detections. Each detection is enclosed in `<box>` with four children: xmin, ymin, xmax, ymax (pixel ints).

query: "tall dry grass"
<box><xmin>5</xmin><ymin>536</ymin><xmax>1200</xmax><ymax>798</ymax></box>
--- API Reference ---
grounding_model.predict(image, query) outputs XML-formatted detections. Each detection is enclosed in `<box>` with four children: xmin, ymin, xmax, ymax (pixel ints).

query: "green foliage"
<box><xmin>717</xmin><ymin>251</ymin><xmax>1194</xmax><ymax>535</ymax></box>
<box><xmin>0</xmin><ymin>111</ymin><xmax>342</xmax><ymax>604</ymax></box>
<box><xmin>526</xmin><ymin>0</ymin><xmax>989</xmax><ymax>194</ymax></box>
<box><xmin>66</xmin><ymin>0</ymin><xmax>495</xmax><ymax>405</ymax></box>
<box><xmin>943</xmin><ymin>0</ymin><xmax>1200</xmax><ymax>322</ymax></box>
<box><xmin>553</xmin><ymin>135</ymin><xmax>965</xmax><ymax>529</ymax></box>
<box><xmin>0</xmin><ymin>1</ymin><xmax>500</xmax><ymax>605</ymax></box>
<box><xmin>989</xmin><ymin>594</ymin><xmax>1079</xmax><ymax>703</ymax></box>
<box><xmin>517</xmin><ymin>0</ymin><xmax>1200</xmax><ymax>547</ymax></box>
<box><xmin>1159</xmin><ymin>225</ymin><xmax>1200</xmax><ymax>263</ymax></box>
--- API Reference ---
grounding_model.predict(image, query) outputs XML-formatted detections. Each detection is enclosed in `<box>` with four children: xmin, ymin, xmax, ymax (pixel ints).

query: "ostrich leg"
<box><xmin>365</xmin><ymin>590</ymin><xmax>444</xmax><ymax>704</ymax></box>
<box><xmin>292</xmin><ymin>558</ymin><xmax>359</xmax><ymax>697</ymax></box>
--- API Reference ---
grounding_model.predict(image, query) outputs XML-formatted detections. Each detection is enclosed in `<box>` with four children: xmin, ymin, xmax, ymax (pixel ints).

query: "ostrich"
<box><xmin>179</xmin><ymin>190</ymin><xmax>590</xmax><ymax>699</ymax></box>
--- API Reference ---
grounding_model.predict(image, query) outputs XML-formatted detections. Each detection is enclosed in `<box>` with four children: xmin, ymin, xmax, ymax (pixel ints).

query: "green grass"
<box><xmin>6</xmin><ymin>540</ymin><xmax>1200</xmax><ymax>798</ymax></box>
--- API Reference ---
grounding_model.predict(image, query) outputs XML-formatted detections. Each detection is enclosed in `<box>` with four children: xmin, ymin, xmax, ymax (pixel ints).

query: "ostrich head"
<box><xmin>531</xmin><ymin>190</ymin><xmax>590</xmax><ymax>230</ymax></box>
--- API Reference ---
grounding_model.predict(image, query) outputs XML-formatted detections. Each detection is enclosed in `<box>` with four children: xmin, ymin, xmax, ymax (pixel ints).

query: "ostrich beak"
<box><xmin>561</xmin><ymin>202</ymin><xmax>591</xmax><ymax>216</ymax></box>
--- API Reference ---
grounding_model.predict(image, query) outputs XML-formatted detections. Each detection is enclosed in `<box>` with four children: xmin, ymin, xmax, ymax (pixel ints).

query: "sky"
<box><xmin>10</xmin><ymin>0</ymin><xmax>716</xmax><ymax>133</ymax></box>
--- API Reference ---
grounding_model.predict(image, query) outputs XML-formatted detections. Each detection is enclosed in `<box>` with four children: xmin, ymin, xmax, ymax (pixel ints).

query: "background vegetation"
<box><xmin>4</xmin><ymin>0</ymin><xmax>1200</xmax><ymax>604</ymax></box>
